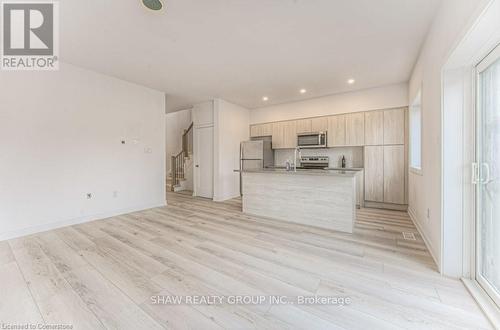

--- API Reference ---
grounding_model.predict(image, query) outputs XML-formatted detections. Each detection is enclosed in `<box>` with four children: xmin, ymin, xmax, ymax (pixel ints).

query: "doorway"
<box><xmin>475</xmin><ymin>43</ymin><xmax>500</xmax><ymax>307</ymax></box>
<box><xmin>193</xmin><ymin>125</ymin><xmax>213</xmax><ymax>199</ymax></box>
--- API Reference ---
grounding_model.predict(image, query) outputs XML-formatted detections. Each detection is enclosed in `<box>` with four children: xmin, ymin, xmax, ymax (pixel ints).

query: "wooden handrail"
<box><xmin>183</xmin><ymin>122</ymin><xmax>194</xmax><ymax>135</ymax></box>
<box><xmin>182</xmin><ymin>122</ymin><xmax>194</xmax><ymax>156</ymax></box>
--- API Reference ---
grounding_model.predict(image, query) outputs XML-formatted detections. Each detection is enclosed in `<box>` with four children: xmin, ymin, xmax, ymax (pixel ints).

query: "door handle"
<box><xmin>481</xmin><ymin>163</ymin><xmax>490</xmax><ymax>184</ymax></box>
<box><xmin>195</xmin><ymin>165</ymin><xmax>199</xmax><ymax>168</ymax></box>
<box><xmin>472</xmin><ymin>162</ymin><xmax>479</xmax><ymax>185</ymax></box>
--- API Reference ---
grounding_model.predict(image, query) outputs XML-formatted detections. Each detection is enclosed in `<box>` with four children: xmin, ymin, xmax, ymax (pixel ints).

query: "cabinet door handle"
<box><xmin>195</xmin><ymin>165</ymin><xmax>200</xmax><ymax>168</ymax></box>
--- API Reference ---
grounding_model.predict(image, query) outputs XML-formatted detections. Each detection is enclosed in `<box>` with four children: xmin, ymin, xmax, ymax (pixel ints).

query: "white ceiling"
<box><xmin>60</xmin><ymin>0</ymin><xmax>441</xmax><ymax>112</ymax></box>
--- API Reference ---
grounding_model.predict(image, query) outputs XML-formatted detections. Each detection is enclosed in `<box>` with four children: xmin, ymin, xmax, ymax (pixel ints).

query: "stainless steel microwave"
<box><xmin>297</xmin><ymin>132</ymin><xmax>327</xmax><ymax>148</ymax></box>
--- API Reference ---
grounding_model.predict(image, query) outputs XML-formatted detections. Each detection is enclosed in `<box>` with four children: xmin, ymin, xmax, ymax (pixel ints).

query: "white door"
<box><xmin>194</xmin><ymin>126</ymin><xmax>213</xmax><ymax>199</ymax></box>
<box><xmin>475</xmin><ymin>44</ymin><xmax>500</xmax><ymax>307</ymax></box>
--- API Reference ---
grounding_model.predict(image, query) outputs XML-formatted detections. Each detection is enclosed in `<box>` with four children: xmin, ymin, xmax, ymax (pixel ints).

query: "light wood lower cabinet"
<box><xmin>383</xmin><ymin>145</ymin><xmax>405</xmax><ymax>204</ymax></box>
<box><xmin>364</xmin><ymin>146</ymin><xmax>384</xmax><ymax>202</ymax></box>
<box><xmin>364</xmin><ymin>145</ymin><xmax>405</xmax><ymax>204</ymax></box>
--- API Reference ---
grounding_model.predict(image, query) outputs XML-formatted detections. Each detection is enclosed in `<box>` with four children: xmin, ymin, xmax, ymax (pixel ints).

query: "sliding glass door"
<box><xmin>475</xmin><ymin>44</ymin><xmax>500</xmax><ymax>307</ymax></box>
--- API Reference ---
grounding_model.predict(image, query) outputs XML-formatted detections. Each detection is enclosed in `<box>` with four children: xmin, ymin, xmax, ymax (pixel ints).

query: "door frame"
<box><xmin>440</xmin><ymin>1</ymin><xmax>500</xmax><ymax>325</ymax></box>
<box><xmin>193</xmin><ymin>124</ymin><xmax>214</xmax><ymax>199</ymax></box>
<box><xmin>472</xmin><ymin>43</ymin><xmax>500</xmax><ymax>307</ymax></box>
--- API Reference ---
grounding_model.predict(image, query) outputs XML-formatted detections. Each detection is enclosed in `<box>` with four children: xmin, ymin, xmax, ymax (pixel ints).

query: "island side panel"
<box><xmin>242</xmin><ymin>172</ymin><xmax>355</xmax><ymax>233</ymax></box>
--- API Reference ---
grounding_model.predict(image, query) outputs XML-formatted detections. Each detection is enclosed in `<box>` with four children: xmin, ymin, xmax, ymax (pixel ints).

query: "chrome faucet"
<box><xmin>293</xmin><ymin>146</ymin><xmax>302</xmax><ymax>172</ymax></box>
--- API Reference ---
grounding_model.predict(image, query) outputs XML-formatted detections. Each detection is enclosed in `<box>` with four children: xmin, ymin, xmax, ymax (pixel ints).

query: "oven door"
<box><xmin>297</xmin><ymin>133</ymin><xmax>327</xmax><ymax>148</ymax></box>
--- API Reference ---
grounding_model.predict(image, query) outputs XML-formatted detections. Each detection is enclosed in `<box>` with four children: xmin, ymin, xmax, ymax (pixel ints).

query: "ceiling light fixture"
<box><xmin>300</xmin><ymin>89</ymin><xmax>307</xmax><ymax>94</ymax></box>
<box><xmin>142</xmin><ymin>0</ymin><xmax>163</xmax><ymax>11</ymax></box>
<box><xmin>262</xmin><ymin>96</ymin><xmax>269</xmax><ymax>101</ymax></box>
<box><xmin>347</xmin><ymin>79</ymin><xmax>355</xmax><ymax>85</ymax></box>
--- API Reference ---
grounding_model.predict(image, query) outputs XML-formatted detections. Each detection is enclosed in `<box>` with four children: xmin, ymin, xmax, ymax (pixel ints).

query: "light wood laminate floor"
<box><xmin>0</xmin><ymin>192</ymin><xmax>492</xmax><ymax>329</ymax></box>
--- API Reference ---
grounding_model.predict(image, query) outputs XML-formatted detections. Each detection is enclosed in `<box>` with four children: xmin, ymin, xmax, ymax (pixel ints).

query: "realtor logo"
<box><xmin>1</xmin><ymin>1</ymin><xmax>59</xmax><ymax>70</ymax></box>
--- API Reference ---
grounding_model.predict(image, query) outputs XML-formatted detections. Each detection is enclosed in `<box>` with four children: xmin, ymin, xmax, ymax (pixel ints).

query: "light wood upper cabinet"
<box><xmin>250</xmin><ymin>125</ymin><xmax>259</xmax><ymax>137</ymax></box>
<box><xmin>296</xmin><ymin>118</ymin><xmax>327</xmax><ymax>133</ymax></box>
<box><xmin>364</xmin><ymin>110</ymin><xmax>384</xmax><ymax>145</ymax></box>
<box><xmin>250</xmin><ymin>123</ymin><xmax>273</xmax><ymax>137</ymax></box>
<box><xmin>345</xmin><ymin>113</ymin><xmax>365</xmax><ymax>146</ymax></box>
<box><xmin>384</xmin><ymin>108</ymin><xmax>405</xmax><ymax>145</ymax></box>
<box><xmin>272</xmin><ymin>121</ymin><xmax>297</xmax><ymax>149</ymax></box>
<box><xmin>296</xmin><ymin>119</ymin><xmax>312</xmax><ymax>134</ymax></box>
<box><xmin>272</xmin><ymin>123</ymin><xmax>283</xmax><ymax>149</ymax></box>
<box><xmin>327</xmin><ymin>115</ymin><xmax>346</xmax><ymax>147</ymax></box>
<box><xmin>383</xmin><ymin>145</ymin><xmax>405</xmax><ymax>204</ymax></box>
<box><xmin>311</xmin><ymin>117</ymin><xmax>328</xmax><ymax>132</ymax></box>
<box><xmin>283</xmin><ymin>121</ymin><xmax>297</xmax><ymax>148</ymax></box>
<box><xmin>364</xmin><ymin>146</ymin><xmax>384</xmax><ymax>202</ymax></box>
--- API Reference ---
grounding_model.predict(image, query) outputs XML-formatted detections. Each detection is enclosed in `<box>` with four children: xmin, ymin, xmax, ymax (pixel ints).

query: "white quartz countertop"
<box><xmin>238</xmin><ymin>168</ymin><xmax>357</xmax><ymax>177</ymax></box>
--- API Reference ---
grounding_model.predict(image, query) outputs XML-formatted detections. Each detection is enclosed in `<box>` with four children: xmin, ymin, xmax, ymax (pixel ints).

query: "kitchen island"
<box><xmin>241</xmin><ymin>169</ymin><xmax>357</xmax><ymax>233</ymax></box>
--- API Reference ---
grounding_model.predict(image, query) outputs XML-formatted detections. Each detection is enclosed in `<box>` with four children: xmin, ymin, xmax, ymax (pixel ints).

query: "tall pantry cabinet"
<box><xmin>363</xmin><ymin>108</ymin><xmax>407</xmax><ymax>206</ymax></box>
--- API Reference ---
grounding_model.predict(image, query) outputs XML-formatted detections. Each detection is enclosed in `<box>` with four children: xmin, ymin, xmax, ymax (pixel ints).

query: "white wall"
<box><xmin>250</xmin><ymin>83</ymin><xmax>408</xmax><ymax>124</ymax></box>
<box><xmin>0</xmin><ymin>63</ymin><xmax>166</xmax><ymax>241</ymax></box>
<box><xmin>213</xmin><ymin>99</ymin><xmax>250</xmax><ymax>201</ymax></box>
<box><xmin>166</xmin><ymin>109</ymin><xmax>192</xmax><ymax>173</ymax></box>
<box><xmin>407</xmin><ymin>0</ymin><xmax>490</xmax><ymax>272</ymax></box>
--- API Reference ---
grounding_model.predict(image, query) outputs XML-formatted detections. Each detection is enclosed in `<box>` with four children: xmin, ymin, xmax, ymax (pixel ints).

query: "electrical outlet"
<box><xmin>86</xmin><ymin>193</ymin><xmax>92</xmax><ymax>199</ymax></box>
<box><xmin>113</xmin><ymin>191</ymin><xmax>118</xmax><ymax>198</ymax></box>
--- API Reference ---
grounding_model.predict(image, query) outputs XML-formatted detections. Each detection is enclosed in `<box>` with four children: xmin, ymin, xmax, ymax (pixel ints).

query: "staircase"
<box><xmin>167</xmin><ymin>122</ymin><xmax>193</xmax><ymax>192</ymax></box>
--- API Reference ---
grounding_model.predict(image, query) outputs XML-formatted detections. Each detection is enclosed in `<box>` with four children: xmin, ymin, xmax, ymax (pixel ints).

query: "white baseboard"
<box><xmin>408</xmin><ymin>206</ymin><xmax>440</xmax><ymax>272</ymax></box>
<box><xmin>213</xmin><ymin>192</ymin><xmax>240</xmax><ymax>202</ymax></box>
<box><xmin>0</xmin><ymin>201</ymin><xmax>166</xmax><ymax>242</ymax></box>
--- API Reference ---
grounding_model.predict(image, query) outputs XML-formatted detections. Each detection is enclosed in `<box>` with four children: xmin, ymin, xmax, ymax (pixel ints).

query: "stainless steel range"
<box><xmin>300</xmin><ymin>156</ymin><xmax>329</xmax><ymax>169</ymax></box>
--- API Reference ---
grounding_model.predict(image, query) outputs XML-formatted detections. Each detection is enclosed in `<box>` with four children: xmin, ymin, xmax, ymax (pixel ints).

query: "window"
<box><xmin>410</xmin><ymin>90</ymin><xmax>422</xmax><ymax>172</ymax></box>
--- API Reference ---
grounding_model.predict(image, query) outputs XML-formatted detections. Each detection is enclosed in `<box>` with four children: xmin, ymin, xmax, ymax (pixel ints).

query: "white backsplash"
<box><xmin>274</xmin><ymin>147</ymin><xmax>364</xmax><ymax>168</ymax></box>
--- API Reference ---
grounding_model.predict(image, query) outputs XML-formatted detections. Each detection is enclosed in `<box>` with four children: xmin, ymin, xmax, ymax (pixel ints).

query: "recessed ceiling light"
<box><xmin>347</xmin><ymin>79</ymin><xmax>355</xmax><ymax>85</ymax></box>
<box><xmin>142</xmin><ymin>0</ymin><xmax>163</xmax><ymax>11</ymax></box>
<box><xmin>300</xmin><ymin>89</ymin><xmax>307</xmax><ymax>94</ymax></box>
<box><xmin>262</xmin><ymin>96</ymin><xmax>269</xmax><ymax>101</ymax></box>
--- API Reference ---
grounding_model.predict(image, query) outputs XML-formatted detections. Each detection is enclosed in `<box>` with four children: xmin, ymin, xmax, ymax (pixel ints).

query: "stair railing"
<box><xmin>182</xmin><ymin>122</ymin><xmax>193</xmax><ymax>156</ymax></box>
<box><xmin>171</xmin><ymin>122</ymin><xmax>193</xmax><ymax>191</ymax></box>
<box><xmin>171</xmin><ymin>150</ymin><xmax>185</xmax><ymax>191</ymax></box>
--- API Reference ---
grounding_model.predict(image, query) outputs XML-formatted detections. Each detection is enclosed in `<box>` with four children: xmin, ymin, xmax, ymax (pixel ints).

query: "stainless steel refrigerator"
<box><xmin>239</xmin><ymin>138</ymin><xmax>274</xmax><ymax>194</ymax></box>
